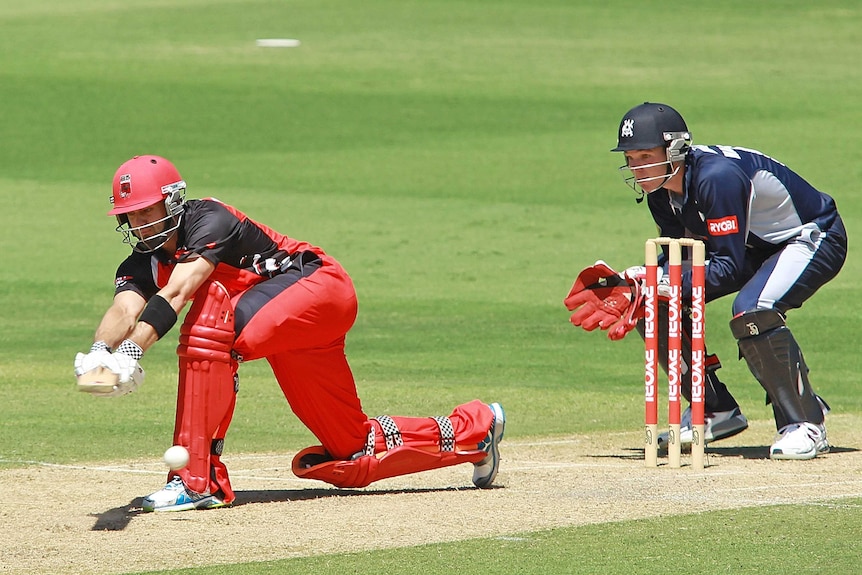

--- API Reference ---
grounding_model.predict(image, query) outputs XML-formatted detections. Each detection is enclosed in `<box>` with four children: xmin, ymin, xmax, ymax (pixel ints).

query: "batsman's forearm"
<box><xmin>93</xmin><ymin>306</ymin><xmax>138</xmax><ymax>349</ymax></box>
<box><xmin>125</xmin><ymin>321</ymin><xmax>160</xmax><ymax>354</ymax></box>
<box><xmin>93</xmin><ymin>291</ymin><xmax>147</xmax><ymax>349</ymax></box>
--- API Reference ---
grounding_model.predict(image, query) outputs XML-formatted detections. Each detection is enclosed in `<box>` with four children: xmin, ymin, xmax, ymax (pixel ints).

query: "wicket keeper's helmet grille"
<box><xmin>612</xmin><ymin>102</ymin><xmax>690</xmax><ymax>152</ymax></box>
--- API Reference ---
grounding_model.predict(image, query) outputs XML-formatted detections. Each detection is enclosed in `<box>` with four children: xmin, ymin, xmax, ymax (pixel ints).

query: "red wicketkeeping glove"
<box><xmin>563</xmin><ymin>261</ymin><xmax>645</xmax><ymax>340</ymax></box>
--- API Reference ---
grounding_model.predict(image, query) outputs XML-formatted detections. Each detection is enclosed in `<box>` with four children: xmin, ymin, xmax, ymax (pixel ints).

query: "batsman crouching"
<box><xmin>74</xmin><ymin>155</ymin><xmax>506</xmax><ymax>512</ymax></box>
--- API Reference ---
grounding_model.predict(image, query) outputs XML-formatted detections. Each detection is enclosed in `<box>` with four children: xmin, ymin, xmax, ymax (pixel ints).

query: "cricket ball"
<box><xmin>163</xmin><ymin>445</ymin><xmax>190</xmax><ymax>470</ymax></box>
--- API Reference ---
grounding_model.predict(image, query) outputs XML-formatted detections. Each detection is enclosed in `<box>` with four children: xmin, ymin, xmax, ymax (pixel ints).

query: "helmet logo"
<box><xmin>161</xmin><ymin>181</ymin><xmax>184</xmax><ymax>195</ymax></box>
<box><xmin>119</xmin><ymin>174</ymin><xmax>132</xmax><ymax>198</ymax></box>
<box><xmin>620</xmin><ymin>118</ymin><xmax>634</xmax><ymax>138</ymax></box>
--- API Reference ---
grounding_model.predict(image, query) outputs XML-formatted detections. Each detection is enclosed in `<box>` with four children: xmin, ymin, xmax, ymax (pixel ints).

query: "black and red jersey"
<box><xmin>113</xmin><ymin>198</ymin><xmax>326</xmax><ymax>300</ymax></box>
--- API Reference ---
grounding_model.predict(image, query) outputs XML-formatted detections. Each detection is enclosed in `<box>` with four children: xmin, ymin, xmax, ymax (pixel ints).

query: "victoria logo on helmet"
<box><xmin>621</xmin><ymin>119</ymin><xmax>634</xmax><ymax>138</ymax></box>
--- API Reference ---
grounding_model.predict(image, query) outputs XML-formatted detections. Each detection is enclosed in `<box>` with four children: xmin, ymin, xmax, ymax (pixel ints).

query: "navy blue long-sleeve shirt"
<box><xmin>647</xmin><ymin>145</ymin><xmax>840</xmax><ymax>301</ymax></box>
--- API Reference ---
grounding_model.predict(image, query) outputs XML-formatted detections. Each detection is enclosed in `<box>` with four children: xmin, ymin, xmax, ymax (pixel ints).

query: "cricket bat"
<box><xmin>76</xmin><ymin>366</ymin><xmax>120</xmax><ymax>395</ymax></box>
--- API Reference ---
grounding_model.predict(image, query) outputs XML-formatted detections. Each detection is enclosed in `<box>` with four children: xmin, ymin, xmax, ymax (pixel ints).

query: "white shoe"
<box><xmin>658</xmin><ymin>406</ymin><xmax>749</xmax><ymax>448</ymax></box>
<box><xmin>472</xmin><ymin>402</ymin><xmax>505</xmax><ymax>488</ymax></box>
<box><xmin>141</xmin><ymin>476</ymin><xmax>229</xmax><ymax>512</ymax></box>
<box><xmin>770</xmin><ymin>422</ymin><xmax>829</xmax><ymax>460</ymax></box>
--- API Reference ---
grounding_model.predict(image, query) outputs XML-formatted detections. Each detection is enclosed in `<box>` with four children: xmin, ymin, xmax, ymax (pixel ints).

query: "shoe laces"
<box><xmin>776</xmin><ymin>421</ymin><xmax>823</xmax><ymax>441</ymax></box>
<box><xmin>164</xmin><ymin>476</ymin><xmax>186</xmax><ymax>492</ymax></box>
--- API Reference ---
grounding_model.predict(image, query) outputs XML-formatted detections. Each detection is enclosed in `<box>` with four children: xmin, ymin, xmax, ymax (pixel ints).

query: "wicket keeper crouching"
<box><xmin>564</xmin><ymin>102</ymin><xmax>846</xmax><ymax>461</ymax></box>
<box><xmin>74</xmin><ymin>155</ymin><xmax>506</xmax><ymax>512</ymax></box>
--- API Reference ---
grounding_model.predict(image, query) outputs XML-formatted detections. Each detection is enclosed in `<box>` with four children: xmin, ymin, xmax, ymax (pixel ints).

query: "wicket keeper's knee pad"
<box><xmin>730</xmin><ymin>308</ymin><xmax>823</xmax><ymax>428</ymax></box>
<box><xmin>174</xmin><ymin>281</ymin><xmax>239</xmax><ymax>497</ymax></box>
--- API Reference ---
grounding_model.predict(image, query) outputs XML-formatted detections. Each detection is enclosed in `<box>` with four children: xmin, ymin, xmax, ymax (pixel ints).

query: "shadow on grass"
<box><xmin>89</xmin><ymin>484</ymin><xmax>499</xmax><ymax>531</ymax></box>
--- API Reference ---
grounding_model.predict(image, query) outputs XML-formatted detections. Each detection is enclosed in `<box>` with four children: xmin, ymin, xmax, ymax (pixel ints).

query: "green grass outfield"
<box><xmin>1</xmin><ymin>0</ymin><xmax>861</xmax><ymax>572</ymax></box>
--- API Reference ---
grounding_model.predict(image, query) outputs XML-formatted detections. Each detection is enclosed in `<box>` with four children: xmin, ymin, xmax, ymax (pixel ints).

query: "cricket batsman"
<box><xmin>564</xmin><ymin>103</ymin><xmax>846</xmax><ymax>459</ymax></box>
<box><xmin>74</xmin><ymin>155</ymin><xmax>506</xmax><ymax>511</ymax></box>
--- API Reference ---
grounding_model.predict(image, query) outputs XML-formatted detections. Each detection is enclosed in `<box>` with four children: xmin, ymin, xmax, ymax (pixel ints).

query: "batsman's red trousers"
<box><xmin>232</xmin><ymin>255</ymin><xmax>493</xmax><ymax>459</ymax></box>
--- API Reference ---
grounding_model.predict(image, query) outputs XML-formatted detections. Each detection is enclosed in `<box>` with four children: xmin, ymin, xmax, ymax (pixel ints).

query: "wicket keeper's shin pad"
<box><xmin>292</xmin><ymin>400</ymin><xmax>492</xmax><ymax>488</ymax></box>
<box><xmin>730</xmin><ymin>309</ymin><xmax>823</xmax><ymax>429</ymax></box>
<box><xmin>173</xmin><ymin>281</ymin><xmax>238</xmax><ymax>501</ymax></box>
<box><xmin>637</xmin><ymin>302</ymin><xmax>738</xmax><ymax>412</ymax></box>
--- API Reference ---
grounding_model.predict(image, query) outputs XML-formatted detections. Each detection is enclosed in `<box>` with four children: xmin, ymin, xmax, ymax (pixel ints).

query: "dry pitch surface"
<box><xmin>3</xmin><ymin>417</ymin><xmax>861</xmax><ymax>575</ymax></box>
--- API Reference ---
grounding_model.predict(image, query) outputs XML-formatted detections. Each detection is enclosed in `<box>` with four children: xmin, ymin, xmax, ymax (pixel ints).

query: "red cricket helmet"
<box><xmin>109</xmin><ymin>155</ymin><xmax>187</xmax><ymax>253</ymax></box>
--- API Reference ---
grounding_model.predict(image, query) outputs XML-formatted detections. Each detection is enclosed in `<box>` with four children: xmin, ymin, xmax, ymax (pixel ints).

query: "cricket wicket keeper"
<box><xmin>564</xmin><ymin>103</ymin><xmax>846</xmax><ymax>460</ymax></box>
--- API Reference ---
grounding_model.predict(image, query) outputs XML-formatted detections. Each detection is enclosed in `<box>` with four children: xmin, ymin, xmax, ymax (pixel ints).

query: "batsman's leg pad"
<box><xmin>291</xmin><ymin>445</ymin><xmax>487</xmax><ymax>488</ymax></box>
<box><xmin>292</xmin><ymin>413</ymin><xmax>484</xmax><ymax>488</ymax></box>
<box><xmin>207</xmin><ymin>435</ymin><xmax>235</xmax><ymax>505</ymax></box>
<box><xmin>730</xmin><ymin>309</ymin><xmax>824</xmax><ymax>429</ymax></box>
<box><xmin>173</xmin><ymin>281</ymin><xmax>239</xmax><ymax>501</ymax></box>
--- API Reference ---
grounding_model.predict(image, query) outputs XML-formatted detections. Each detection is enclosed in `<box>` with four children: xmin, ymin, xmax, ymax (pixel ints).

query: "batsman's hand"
<box><xmin>100</xmin><ymin>350</ymin><xmax>145</xmax><ymax>397</ymax></box>
<box><xmin>563</xmin><ymin>261</ymin><xmax>643</xmax><ymax>340</ymax></box>
<box><xmin>74</xmin><ymin>348</ymin><xmax>113</xmax><ymax>379</ymax></box>
<box><xmin>75</xmin><ymin>342</ymin><xmax>122</xmax><ymax>396</ymax></box>
<box><xmin>76</xmin><ymin>343</ymin><xmax>145</xmax><ymax>397</ymax></box>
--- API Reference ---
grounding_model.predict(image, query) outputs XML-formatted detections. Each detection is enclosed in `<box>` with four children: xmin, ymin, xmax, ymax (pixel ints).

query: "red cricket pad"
<box><xmin>172</xmin><ymin>281</ymin><xmax>238</xmax><ymax>503</ymax></box>
<box><xmin>292</xmin><ymin>445</ymin><xmax>487</xmax><ymax>488</ymax></box>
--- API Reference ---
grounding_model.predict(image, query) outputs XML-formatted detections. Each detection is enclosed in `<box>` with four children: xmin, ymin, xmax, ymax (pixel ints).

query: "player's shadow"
<box><xmin>602</xmin><ymin>445</ymin><xmax>774</xmax><ymax>460</ymax></box>
<box><xmin>600</xmin><ymin>443</ymin><xmax>858</xmax><ymax>462</ymax></box>
<box><xmin>707</xmin><ymin>444</ymin><xmax>858</xmax><ymax>458</ymax></box>
<box><xmin>89</xmin><ymin>497</ymin><xmax>147</xmax><ymax>531</ymax></box>
<box><xmin>89</xmin><ymin>485</ymin><xmax>492</xmax><ymax>531</ymax></box>
<box><xmin>233</xmin><ymin>484</ymin><xmax>482</xmax><ymax>506</ymax></box>
<box><xmin>606</xmin><ymin>445</ymin><xmax>770</xmax><ymax>460</ymax></box>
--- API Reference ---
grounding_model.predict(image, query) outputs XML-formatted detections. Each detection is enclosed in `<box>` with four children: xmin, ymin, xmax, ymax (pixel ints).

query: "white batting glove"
<box><xmin>101</xmin><ymin>340</ymin><xmax>146</xmax><ymax>397</ymax></box>
<box><xmin>74</xmin><ymin>341</ymin><xmax>113</xmax><ymax>377</ymax></box>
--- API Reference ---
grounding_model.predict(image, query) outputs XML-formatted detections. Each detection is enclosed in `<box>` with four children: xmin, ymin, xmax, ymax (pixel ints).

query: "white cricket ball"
<box><xmin>163</xmin><ymin>445</ymin><xmax>190</xmax><ymax>470</ymax></box>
